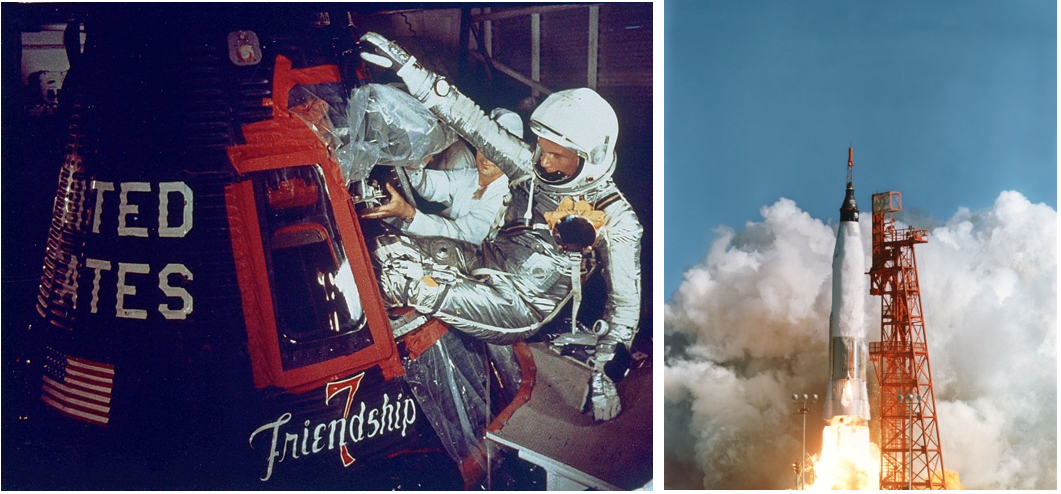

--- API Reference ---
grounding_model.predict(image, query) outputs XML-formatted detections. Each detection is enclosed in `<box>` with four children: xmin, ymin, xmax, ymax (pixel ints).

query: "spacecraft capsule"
<box><xmin>824</xmin><ymin>151</ymin><xmax>871</xmax><ymax>421</ymax></box>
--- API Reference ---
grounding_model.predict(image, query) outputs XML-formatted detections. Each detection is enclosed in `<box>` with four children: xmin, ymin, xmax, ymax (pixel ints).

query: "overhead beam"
<box><xmin>471</xmin><ymin>4</ymin><xmax>591</xmax><ymax>23</ymax></box>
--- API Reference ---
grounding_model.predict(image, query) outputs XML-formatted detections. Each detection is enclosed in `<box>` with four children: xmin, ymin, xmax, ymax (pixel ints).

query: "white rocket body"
<box><xmin>824</xmin><ymin>160</ymin><xmax>871</xmax><ymax>422</ymax></box>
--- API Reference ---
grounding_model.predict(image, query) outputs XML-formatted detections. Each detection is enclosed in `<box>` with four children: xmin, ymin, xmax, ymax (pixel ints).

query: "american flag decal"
<box><xmin>41</xmin><ymin>347</ymin><xmax>115</xmax><ymax>426</ymax></box>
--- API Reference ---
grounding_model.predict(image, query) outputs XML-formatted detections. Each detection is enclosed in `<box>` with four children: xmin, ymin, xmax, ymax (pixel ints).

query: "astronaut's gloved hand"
<box><xmin>358</xmin><ymin>32</ymin><xmax>413</xmax><ymax>70</ymax></box>
<box><xmin>590</xmin><ymin>369</ymin><xmax>621</xmax><ymax>421</ymax></box>
<box><xmin>359</xmin><ymin>32</ymin><xmax>445</xmax><ymax>107</ymax></box>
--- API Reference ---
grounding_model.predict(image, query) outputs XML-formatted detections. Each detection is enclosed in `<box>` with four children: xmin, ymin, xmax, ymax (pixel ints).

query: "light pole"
<box><xmin>898</xmin><ymin>391</ymin><xmax>921</xmax><ymax>490</ymax></box>
<box><xmin>792</xmin><ymin>393</ymin><xmax>818</xmax><ymax>490</ymax></box>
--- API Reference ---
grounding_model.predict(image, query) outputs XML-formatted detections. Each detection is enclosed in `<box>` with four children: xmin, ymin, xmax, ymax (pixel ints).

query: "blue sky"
<box><xmin>663</xmin><ymin>0</ymin><xmax>1056</xmax><ymax>298</ymax></box>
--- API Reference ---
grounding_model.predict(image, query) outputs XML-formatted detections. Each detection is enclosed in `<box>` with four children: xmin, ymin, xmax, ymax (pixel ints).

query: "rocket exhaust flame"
<box><xmin>808</xmin><ymin>416</ymin><xmax>880</xmax><ymax>490</ymax></box>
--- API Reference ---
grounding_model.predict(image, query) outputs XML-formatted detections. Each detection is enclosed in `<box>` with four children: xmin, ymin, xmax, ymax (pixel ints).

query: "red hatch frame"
<box><xmin>225</xmin><ymin>55</ymin><xmax>401</xmax><ymax>393</ymax></box>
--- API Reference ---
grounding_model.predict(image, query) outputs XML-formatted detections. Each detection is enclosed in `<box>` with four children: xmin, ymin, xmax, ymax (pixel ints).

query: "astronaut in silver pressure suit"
<box><xmin>361</xmin><ymin>33</ymin><xmax>643</xmax><ymax>421</ymax></box>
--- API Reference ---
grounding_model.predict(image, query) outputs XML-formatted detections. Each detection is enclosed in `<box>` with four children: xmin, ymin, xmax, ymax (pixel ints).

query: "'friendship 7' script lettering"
<box><xmin>248</xmin><ymin>373</ymin><xmax>417</xmax><ymax>481</ymax></box>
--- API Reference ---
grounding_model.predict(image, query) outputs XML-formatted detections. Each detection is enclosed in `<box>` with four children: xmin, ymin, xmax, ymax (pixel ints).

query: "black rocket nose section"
<box><xmin>840</xmin><ymin>183</ymin><xmax>859</xmax><ymax>222</ymax></box>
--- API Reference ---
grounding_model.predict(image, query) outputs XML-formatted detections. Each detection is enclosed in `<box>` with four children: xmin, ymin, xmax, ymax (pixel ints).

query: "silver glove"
<box><xmin>590</xmin><ymin>369</ymin><xmax>621</xmax><ymax>421</ymax></box>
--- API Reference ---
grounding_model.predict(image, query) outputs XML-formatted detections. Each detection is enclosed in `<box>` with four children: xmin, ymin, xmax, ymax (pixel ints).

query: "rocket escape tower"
<box><xmin>868</xmin><ymin>192</ymin><xmax>947</xmax><ymax>489</ymax></box>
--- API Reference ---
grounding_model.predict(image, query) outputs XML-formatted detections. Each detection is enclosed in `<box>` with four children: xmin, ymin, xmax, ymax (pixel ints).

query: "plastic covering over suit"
<box><xmin>360</xmin><ymin>33</ymin><xmax>642</xmax><ymax>421</ymax></box>
<box><xmin>401</xmin><ymin>332</ymin><xmax>522</xmax><ymax>487</ymax></box>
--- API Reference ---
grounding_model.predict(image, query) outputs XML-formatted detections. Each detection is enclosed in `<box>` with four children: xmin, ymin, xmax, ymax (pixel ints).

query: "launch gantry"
<box><xmin>867</xmin><ymin>191</ymin><xmax>947</xmax><ymax>489</ymax></box>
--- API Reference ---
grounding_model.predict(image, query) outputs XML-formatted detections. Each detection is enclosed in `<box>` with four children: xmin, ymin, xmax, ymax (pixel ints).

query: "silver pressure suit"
<box><xmin>371</xmin><ymin>63</ymin><xmax>642</xmax><ymax>357</ymax></box>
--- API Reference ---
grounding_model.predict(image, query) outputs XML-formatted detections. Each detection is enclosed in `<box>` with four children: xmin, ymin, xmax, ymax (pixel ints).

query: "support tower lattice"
<box><xmin>867</xmin><ymin>191</ymin><xmax>947</xmax><ymax>490</ymax></box>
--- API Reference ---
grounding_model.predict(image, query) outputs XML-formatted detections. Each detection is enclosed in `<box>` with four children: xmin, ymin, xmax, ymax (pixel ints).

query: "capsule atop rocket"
<box><xmin>824</xmin><ymin>147</ymin><xmax>871</xmax><ymax>421</ymax></box>
<box><xmin>840</xmin><ymin>148</ymin><xmax>858</xmax><ymax>222</ymax></box>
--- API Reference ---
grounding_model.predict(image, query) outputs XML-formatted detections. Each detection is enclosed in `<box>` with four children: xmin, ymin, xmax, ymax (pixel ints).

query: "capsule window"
<box><xmin>254</xmin><ymin>165</ymin><xmax>373</xmax><ymax>371</ymax></box>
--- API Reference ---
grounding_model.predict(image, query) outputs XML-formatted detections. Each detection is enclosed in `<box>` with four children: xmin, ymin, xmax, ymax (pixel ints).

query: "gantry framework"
<box><xmin>867</xmin><ymin>192</ymin><xmax>947</xmax><ymax>489</ymax></box>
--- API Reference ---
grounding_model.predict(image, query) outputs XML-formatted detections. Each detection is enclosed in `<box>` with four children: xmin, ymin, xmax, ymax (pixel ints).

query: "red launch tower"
<box><xmin>868</xmin><ymin>192</ymin><xmax>947</xmax><ymax>489</ymax></box>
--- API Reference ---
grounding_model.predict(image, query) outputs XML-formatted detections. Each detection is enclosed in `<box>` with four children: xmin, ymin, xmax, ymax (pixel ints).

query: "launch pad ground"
<box><xmin>487</xmin><ymin>342</ymin><xmax>653</xmax><ymax>490</ymax></box>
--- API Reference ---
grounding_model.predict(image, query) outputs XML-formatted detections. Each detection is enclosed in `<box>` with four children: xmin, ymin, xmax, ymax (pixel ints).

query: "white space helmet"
<box><xmin>529</xmin><ymin>88</ymin><xmax>618</xmax><ymax>194</ymax></box>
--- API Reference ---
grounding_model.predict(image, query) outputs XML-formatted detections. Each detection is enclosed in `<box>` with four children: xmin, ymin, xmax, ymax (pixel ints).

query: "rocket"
<box><xmin>824</xmin><ymin>147</ymin><xmax>871</xmax><ymax>421</ymax></box>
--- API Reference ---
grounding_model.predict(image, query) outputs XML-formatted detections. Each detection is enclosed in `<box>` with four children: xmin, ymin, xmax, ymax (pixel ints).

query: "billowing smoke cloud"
<box><xmin>664</xmin><ymin>191</ymin><xmax>1056</xmax><ymax>489</ymax></box>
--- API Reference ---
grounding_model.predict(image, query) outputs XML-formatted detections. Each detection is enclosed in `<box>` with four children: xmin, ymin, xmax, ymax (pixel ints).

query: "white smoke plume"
<box><xmin>664</xmin><ymin>191</ymin><xmax>1056</xmax><ymax>489</ymax></box>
